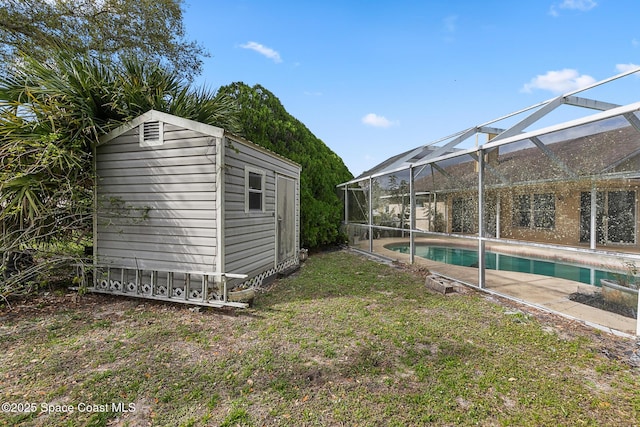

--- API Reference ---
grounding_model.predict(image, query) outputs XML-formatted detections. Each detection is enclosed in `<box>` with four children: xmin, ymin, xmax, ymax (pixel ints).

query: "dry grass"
<box><xmin>0</xmin><ymin>249</ymin><xmax>639</xmax><ymax>426</ymax></box>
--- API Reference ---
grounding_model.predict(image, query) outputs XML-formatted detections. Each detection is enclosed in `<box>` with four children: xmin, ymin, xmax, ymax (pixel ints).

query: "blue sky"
<box><xmin>184</xmin><ymin>0</ymin><xmax>640</xmax><ymax>176</ymax></box>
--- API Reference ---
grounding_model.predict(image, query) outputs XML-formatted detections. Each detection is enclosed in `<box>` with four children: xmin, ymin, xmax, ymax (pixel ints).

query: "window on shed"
<box><xmin>245</xmin><ymin>168</ymin><xmax>265</xmax><ymax>212</ymax></box>
<box><xmin>139</xmin><ymin>121</ymin><xmax>164</xmax><ymax>146</ymax></box>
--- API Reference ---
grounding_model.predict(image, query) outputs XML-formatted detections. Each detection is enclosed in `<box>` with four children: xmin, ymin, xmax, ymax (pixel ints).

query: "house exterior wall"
<box><xmin>497</xmin><ymin>181</ymin><xmax>640</xmax><ymax>248</ymax></box>
<box><xmin>222</xmin><ymin>135</ymin><xmax>301</xmax><ymax>281</ymax></box>
<box><xmin>95</xmin><ymin>123</ymin><xmax>220</xmax><ymax>273</ymax></box>
<box><xmin>368</xmin><ymin>178</ymin><xmax>639</xmax><ymax>250</ymax></box>
<box><xmin>439</xmin><ymin>180</ymin><xmax>640</xmax><ymax>248</ymax></box>
<box><xmin>497</xmin><ymin>185</ymin><xmax>580</xmax><ymax>245</ymax></box>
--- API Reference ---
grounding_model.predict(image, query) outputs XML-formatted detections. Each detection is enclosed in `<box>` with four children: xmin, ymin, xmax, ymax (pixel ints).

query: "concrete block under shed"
<box><xmin>425</xmin><ymin>274</ymin><xmax>456</xmax><ymax>294</ymax></box>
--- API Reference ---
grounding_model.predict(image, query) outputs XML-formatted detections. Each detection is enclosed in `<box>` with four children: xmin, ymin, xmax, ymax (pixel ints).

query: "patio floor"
<box><xmin>359</xmin><ymin>237</ymin><xmax>638</xmax><ymax>336</ymax></box>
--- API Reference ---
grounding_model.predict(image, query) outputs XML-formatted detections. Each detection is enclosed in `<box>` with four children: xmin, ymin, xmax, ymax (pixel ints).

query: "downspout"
<box><xmin>216</xmin><ymin>137</ymin><xmax>226</xmax><ymax>299</ymax></box>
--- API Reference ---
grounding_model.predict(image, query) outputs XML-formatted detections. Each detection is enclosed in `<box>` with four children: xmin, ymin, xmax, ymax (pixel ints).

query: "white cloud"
<box><xmin>559</xmin><ymin>0</ymin><xmax>597</xmax><ymax>11</ymax></box>
<box><xmin>616</xmin><ymin>63</ymin><xmax>640</xmax><ymax>74</ymax></box>
<box><xmin>549</xmin><ymin>0</ymin><xmax>597</xmax><ymax>16</ymax></box>
<box><xmin>521</xmin><ymin>69</ymin><xmax>596</xmax><ymax>94</ymax></box>
<box><xmin>361</xmin><ymin>113</ymin><xmax>397</xmax><ymax>128</ymax></box>
<box><xmin>239</xmin><ymin>41</ymin><xmax>282</xmax><ymax>63</ymax></box>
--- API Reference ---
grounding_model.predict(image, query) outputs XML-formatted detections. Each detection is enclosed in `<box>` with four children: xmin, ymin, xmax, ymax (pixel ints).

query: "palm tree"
<box><xmin>0</xmin><ymin>50</ymin><xmax>239</xmax><ymax>297</ymax></box>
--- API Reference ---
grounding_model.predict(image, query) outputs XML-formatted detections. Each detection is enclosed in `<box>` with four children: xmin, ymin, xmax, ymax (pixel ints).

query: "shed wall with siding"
<box><xmin>94</xmin><ymin>110</ymin><xmax>301</xmax><ymax>300</ymax></box>
<box><xmin>96</xmin><ymin>122</ymin><xmax>221</xmax><ymax>273</ymax></box>
<box><xmin>223</xmin><ymin>135</ymin><xmax>301</xmax><ymax>280</ymax></box>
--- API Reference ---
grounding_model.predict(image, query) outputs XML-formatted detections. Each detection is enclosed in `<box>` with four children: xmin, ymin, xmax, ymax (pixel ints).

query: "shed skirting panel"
<box><xmin>89</xmin><ymin>266</ymin><xmax>249</xmax><ymax>308</ymax></box>
<box><xmin>235</xmin><ymin>256</ymin><xmax>300</xmax><ymax>288</ymax></box>
<box><xmin>85</xmin><ymin>256</ymin><xmax>298</xmax><ymax>308</ymax></box>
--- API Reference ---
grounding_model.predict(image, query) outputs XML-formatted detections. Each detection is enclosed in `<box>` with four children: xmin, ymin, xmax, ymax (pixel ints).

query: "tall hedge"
<box><xmin>218</xmin><ymin>82</ymin><xmax>353</xmax><ymax>248</ymax></box>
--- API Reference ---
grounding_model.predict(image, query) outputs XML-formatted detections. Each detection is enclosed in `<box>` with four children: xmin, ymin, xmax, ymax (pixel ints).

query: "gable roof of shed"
<box><xmin>99</xmin><ymin>110</ymin><xmax>301</xmax><ymax>170</ymax></box>
<box><xmin>99</xmin><ymin>109</ymin><xmax>224</xmax><ymax>144</ymax></box>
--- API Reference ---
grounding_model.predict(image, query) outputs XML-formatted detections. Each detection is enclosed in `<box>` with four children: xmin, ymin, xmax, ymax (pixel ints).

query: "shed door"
<box><xmin>276</xmin><ymin>175</ymin><xmax>296</xmax><ymax>263</ymax></box>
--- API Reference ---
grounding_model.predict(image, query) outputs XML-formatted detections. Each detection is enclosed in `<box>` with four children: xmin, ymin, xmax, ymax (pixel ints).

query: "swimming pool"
<box><xmin>386</xmin><ymin>243</ymin><xmax>619</xmax><ymax>286</ymax></box>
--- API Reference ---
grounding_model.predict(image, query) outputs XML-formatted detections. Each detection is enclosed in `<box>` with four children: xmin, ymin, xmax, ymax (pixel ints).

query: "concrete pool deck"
<box><xmin>359</xmin><ymin>237</ymin><xmax>638</xmax><ymax>336</ymax></box>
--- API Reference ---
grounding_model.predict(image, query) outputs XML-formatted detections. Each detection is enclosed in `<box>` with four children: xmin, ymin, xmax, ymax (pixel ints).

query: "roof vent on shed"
<box><xmin>139</xmin><ymin>120</ymin><xmax>164</xmax><ymax>147</ymax></box>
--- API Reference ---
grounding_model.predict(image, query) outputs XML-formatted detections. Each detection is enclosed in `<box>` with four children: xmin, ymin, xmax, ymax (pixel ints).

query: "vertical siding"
<box><xmin>223</xmin><ymin>136</ymin><xmax>301</xmax><ymax>276</ymax></box>
<box><xmin>96</xmin><ymin>123</ymin><xmax>219</xmax><ymax>272</ymax></box>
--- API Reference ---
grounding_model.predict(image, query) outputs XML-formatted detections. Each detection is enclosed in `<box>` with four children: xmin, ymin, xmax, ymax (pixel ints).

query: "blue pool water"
<box><xmin>386</xmin><ymin>244</ymin><xmax>619</xmax><ymax>286</ymax></box>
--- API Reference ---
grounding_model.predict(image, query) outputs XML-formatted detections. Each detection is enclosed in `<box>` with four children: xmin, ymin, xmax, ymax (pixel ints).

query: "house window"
<box><xmin>580</xmin><ymin>190</ymin><xmax>636</xmax><ymax>244</ymax></box>
<box><xmin>533</xmin><ymin>193</ymin><xmax>555</xmax><ymax>229</ymax></box>
<box><xmin>513</xmin><ymin>195</ymin><xmax>531</xmax><ymax>228</ymax></box>
<box><xmin>452</xmin><ymin>197</ymin><xmax>475</xmax><ymax>233</ymax></box>
<box><xmin>513</xmin><ymin>193</ymin><xmax>555</xmax><ymax>229</ymax></box>
<box><xmin>607</xmin><ymin>191</ymin><xmax>635</xmax><ymax>243</ymax></box>
<box><xmin>245</xmin><ymin>168</ymin><xmax>265</xmax><ymax>212</ymax></box>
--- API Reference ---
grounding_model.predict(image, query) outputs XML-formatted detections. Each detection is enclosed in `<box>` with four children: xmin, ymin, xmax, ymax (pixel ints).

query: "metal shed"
<box><xmin>90</xmin><ymin>110</ymin><xmax>301</xmax><ymax>308</ymax></box>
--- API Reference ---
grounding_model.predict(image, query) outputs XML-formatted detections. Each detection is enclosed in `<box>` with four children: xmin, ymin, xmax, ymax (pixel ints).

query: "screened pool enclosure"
<box><xmin>339</xmin><ymin>69</ymin><xmax>640</xmax><ymax>335</ymax></box>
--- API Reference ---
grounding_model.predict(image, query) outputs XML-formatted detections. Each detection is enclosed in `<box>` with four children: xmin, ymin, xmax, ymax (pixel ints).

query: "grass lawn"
<box><xmin>1</xmin><ymin>249</ymin><xmax>639</xmax><ymax>426</ymax></box>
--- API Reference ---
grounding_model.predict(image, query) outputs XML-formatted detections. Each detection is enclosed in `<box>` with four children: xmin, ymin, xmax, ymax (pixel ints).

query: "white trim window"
<box><xmin>245</xmin><ymin>167</ymin><xmax>266</xmax><ymax>212</ymax></box>
<box><xmin>513</xmin><ymin>193</ymin><xmax>555</xmax><ymax>229</ymax></box>
<box><xmin>580</xmin><ymin>190</ymin><xmax>636</xmax><ymax>244</ymax></box>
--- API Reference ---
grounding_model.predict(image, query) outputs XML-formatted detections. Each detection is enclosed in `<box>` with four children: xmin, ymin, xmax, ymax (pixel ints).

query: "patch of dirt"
<box><xmin>385</xmin><ymin>255</ymin><xmax>640</xmax><ymax>368</ymax></box>
<box><xmin>484</xmin><ymin>292</ymin><xmax>640</xmax><ymax>368</ymax></box>
<box><xmin>569</xmin><ymin>291</ymin><xmax>637</xmax><ymax>319</ymax></box>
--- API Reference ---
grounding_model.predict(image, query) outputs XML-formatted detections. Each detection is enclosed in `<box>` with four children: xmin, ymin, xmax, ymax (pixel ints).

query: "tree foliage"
<box><xmin>0</xmin><ymin>51</ymin><xmax>239</xmax><ymax>238</ymax></box>
<box><xmin>0</xmin><ymin>51</ymin><xmax>239</xmax><ymax>297</ymax></box>
<box><xmin>218</xmin><ymin>82</ymin><xmax>353</xmax><ymax>248</ymax></box>
<box><xmin>0</xmin><ymin>0</ymin><xmax>207</xmax><ymax>80</ymax></box>
<box><xmin>0</xmin><ymin>51</ymin><xmax>353</xmax><ymax>300</ymax></box>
